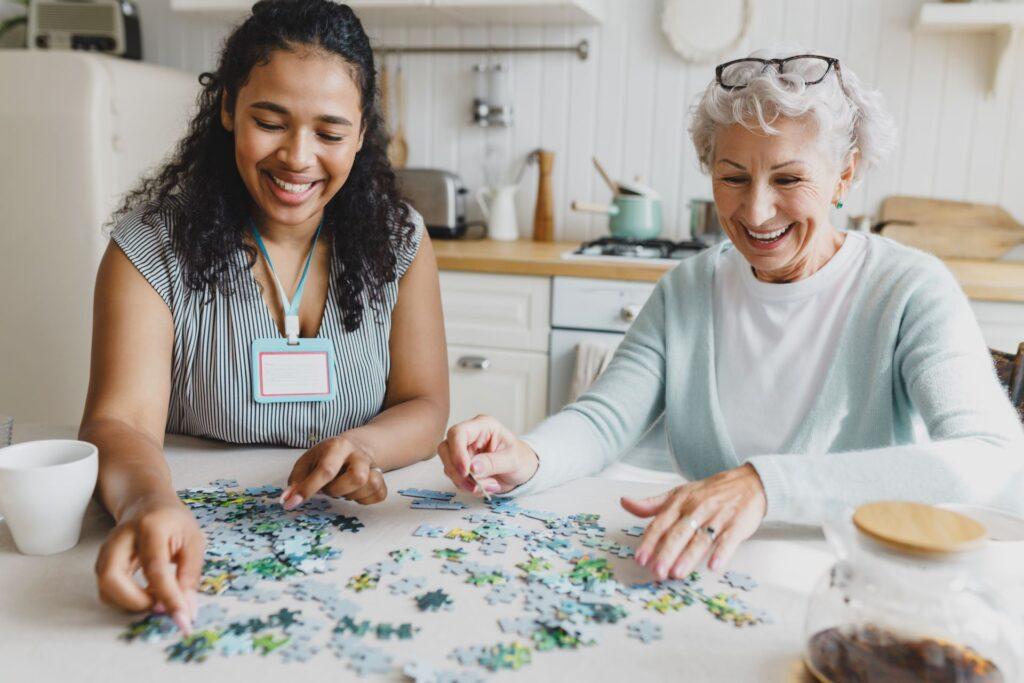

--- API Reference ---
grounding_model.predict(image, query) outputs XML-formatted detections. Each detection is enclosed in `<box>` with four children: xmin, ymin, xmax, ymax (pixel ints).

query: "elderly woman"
<box><xmin>438</xmin><ymin>49</ymin><xmax>1024</xmax><ymax>582</ymax></box>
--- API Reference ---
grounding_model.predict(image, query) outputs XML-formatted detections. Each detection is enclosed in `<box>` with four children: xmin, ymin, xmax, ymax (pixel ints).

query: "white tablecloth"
<box><xmin>0</xmin><ymin>426</ymin><xmax>830</xmax><ymax>682</ymax></box>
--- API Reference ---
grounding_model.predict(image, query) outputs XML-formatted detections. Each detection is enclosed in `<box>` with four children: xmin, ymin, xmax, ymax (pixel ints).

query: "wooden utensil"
<box><xmin>387</xmin><ymin>63</ymin><xmax>408</xmax><ymax>169</ymax></box>
<box><xmin>533</xmin><ymin>149</ymin><xmax>555</xmax><ymax>242</ymax></box>
<box><xmin>591</xmin><ymin>157</ymin><xmax>620</xmax><ymax>195</ymax></box>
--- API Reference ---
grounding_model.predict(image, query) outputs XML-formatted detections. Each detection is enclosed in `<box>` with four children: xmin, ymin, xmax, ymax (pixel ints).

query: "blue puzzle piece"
<box><xmin>348</xmin><ymin>647</ymin><xmax>393</xmax><ymax>676</ymax></box>
<box><xmin>484</xmin><ymin>584</ymin><xmax>520</xmax><ymax>605</ymax></box>
<box><xmin>487</xmin><ymin>498</ymin><xmax>522</xmax><ymax>517</ymax></box>
<box><xmin>399</xmin><ymin>488</ymin><xmax>455</xmax><ymax>501</ymax></box>
<box><xmin>217</xmin><ymin>630</ymin><xmax>255</xmax><ymax>656</ymax></box>
<box><xmin>411</xmin><ymin>499</ymin><xmax>468</xmax><ymax>511</ymax></box>
<box><xmin>720</xmin><ymin>571</ymin><xmax>758</xmax><ymax>591</ymax></box>
<box><xmin>627</xmin><ymin>619</ymin><xmax>663</xmax><ymax>643</ymax></box>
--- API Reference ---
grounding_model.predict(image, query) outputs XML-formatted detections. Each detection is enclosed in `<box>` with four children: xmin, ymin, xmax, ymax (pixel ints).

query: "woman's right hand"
<box><xmin>437</xmin><ymin>415</ymin><xmax>539</xmax><ymax>495</ymax></box>
<box><xmin>94</xmin><ymin>496</ymin><xmax>205</xmax><ymax>635</ymax></box>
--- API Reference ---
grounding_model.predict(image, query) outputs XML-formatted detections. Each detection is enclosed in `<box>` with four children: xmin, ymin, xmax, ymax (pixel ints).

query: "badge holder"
<box><xmin>249</xmin><ymin>220</ymin><xmax>337</xmax><ymax>404</ymax></box>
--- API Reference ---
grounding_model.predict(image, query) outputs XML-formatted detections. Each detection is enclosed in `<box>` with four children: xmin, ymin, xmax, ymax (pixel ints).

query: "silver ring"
<box><xmin>685</xmin><ymin>517</ymin><xmax>699</xmax><ymax>531</ymax></box>
<box><xmin>703</xmin><ymin>525</ymin><xmax>716</xmax><ymax>538</ymax></box>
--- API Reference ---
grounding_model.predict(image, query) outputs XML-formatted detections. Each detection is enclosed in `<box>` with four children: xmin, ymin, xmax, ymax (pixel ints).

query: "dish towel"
<box><xmin>569</xmin><ymin>340</ymin><xmax>618</xmax><ymax>402</ymax></box>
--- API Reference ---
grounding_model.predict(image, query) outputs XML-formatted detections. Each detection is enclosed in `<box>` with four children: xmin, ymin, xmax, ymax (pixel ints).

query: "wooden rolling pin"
<box><xmin>532</xmin><ymin>149</ymin><xmax>555</xmax><ymax>242</ymax></box>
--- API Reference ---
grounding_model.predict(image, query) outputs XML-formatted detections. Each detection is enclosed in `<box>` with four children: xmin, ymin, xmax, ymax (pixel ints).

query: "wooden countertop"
<box><xmin>433</xmin><ymin>239</ymin><xmax>672</xmax><ymax>283</ymax></box>
<box><xmin>433</xmin><ymin>238</ymin><xmax>1024</xmax><ymax>302</ymax></box>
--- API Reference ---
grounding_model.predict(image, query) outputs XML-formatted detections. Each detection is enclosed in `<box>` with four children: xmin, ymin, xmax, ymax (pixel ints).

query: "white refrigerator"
<box><xmin>0</xmin><ymin>50</ymin><xmax>197</xmax><ymax>426</ymax></box>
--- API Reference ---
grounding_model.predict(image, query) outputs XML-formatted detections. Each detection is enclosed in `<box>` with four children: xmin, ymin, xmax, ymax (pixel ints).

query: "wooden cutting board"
<box><xmin>880</xmin><ymin>196</ymin><xmax>1020</xmax><ymax>229</ymax></box>
<box><xmin>878</xmin><ymin>223</ymin><xmax>1024</xmax><ymax>260</ymax></box>
<box><xmin>878</xmin><ymin>196</ymin><xmax>1024</xmax><ymax>259</ymax></box>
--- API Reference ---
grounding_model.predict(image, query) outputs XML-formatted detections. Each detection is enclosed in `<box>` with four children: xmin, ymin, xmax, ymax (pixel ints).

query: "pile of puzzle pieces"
<box><xmin>118</xmin><ymin>481</ymin><xmax>771</xmax><ymax>679</ymax></box>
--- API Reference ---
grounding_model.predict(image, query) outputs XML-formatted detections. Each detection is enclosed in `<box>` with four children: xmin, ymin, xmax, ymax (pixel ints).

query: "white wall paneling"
<box><xmin>933</xmin><ymin>34</ymin><xmax>980</xmax><ymax>201</ymax></box>
<box><xmin>138</xmin><ymin>0</ymin><xmax>1023</xmax><ymax>240</ymax></box>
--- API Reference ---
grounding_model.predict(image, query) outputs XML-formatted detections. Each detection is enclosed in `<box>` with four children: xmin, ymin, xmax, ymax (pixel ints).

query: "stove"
<box><xmin>563</xmin><ymin>237</ymin><xmax>708</xmax><ymax>265</ymax></box>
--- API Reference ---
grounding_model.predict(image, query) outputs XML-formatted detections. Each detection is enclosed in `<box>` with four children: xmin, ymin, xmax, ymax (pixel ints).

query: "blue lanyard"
<box><xmin>249</xmin><ymin>218</ymin><xmax>323</xmax><ymax>344</ymax></box>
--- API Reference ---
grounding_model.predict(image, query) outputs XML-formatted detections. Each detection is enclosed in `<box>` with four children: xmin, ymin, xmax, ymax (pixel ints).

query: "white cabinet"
<box><xmin>447</xmin><ymin>345</ymin><xmax>548</xmax><ymax>434</ymax></box>
<box><xmin>970</xmin><ymin>300</ymin><xmax>1024</xmax><ymax>353</ymax></box>
<box><xmin>169</xmin><ymin>0</ymin><xmax>603</xmax><ymax>25</ymax></box>
<box><xmin>169</xmin><ymin>0</ymin><xmax>431</xmax><ymax>11</ymax></box>
<box><xmin>440</xmin><ymin>272</ymin><xmax>550</xmax><ymax>433</ymax></box>
<box><xmin>168</xmin><ymin>0</ymin><xmax>241</xmax><ymax>12</ymax></box>
<box><xmin>440</xmin><ymin>272</ymin><xmax>550</xmax><ymax>352</ymax></box>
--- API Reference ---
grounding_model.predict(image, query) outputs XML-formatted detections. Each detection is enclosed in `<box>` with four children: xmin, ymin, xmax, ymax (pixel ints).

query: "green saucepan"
<box><xmin>571</xmin><ymin>196</ymin><xmax>663</xmax><ymax>240</ymax></box>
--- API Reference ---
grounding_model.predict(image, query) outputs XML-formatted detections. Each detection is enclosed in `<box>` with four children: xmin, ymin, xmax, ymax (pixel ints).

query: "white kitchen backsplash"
<box><xmin>135</xmin><ymin>0</ymin><xmax>1024</xmax><ymax>241</ymax></box>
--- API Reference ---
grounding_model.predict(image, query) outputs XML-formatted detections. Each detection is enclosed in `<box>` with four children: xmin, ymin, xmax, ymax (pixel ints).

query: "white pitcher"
<box><xmin>476</xmin><ymin>184</ymin><xmax>519</xmax><ymax>241</ymax></box>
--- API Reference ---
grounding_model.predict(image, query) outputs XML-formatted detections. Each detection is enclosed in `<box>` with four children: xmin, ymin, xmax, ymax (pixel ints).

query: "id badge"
<box><xmin>251</xmin><ymin>338</ymin><xmax>336</xmax><ymax>403</ymax></box>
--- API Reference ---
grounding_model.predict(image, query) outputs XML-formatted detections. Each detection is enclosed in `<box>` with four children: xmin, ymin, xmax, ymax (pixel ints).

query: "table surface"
<box><xmin>0</xmin><ymin>426</ymin><xmax>829</xmax><ymax>683</ymax></box>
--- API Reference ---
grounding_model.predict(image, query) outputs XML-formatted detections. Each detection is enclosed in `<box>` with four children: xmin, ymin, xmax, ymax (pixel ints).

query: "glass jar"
<box><xmin>804</xmin><ymin>503</ymin><xmax>1023</xmax><ymax>683</ymax></box>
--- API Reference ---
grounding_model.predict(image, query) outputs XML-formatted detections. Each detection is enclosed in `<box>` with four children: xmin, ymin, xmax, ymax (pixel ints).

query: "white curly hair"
<box><xmin>689</xmin><ymin>46</ymin><xmax>897</xmax><ymax>184</ymax></box>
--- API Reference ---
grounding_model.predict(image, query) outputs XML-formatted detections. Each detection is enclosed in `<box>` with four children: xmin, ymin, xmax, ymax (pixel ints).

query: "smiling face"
<box><xmin>221</xmin><ymin>46</ymin><xmax>366</xmax><ymax>236</ymax></box>
<box><xmin>711</xmin><ymin>116</ymin><xmax>855</xmax><ymax>283</ymax></box>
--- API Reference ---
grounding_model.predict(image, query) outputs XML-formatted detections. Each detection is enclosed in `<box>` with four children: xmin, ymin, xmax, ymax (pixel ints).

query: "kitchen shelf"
<box><xmin>914</xmin><ymin>2</ymin><xmax>1024</xmax><ymax>98</ymax></box>
<box><xmin>169</xmin><ymin>0</ymin><xmax>604</xmax><ymax>26</ymax></box>
<box><xmin>374</xmin><ymin>40</ymin><xmax>589</xmax><ymax>60</ymax></box>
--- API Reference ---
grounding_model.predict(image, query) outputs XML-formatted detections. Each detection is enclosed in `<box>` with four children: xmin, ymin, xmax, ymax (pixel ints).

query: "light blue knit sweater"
<box><xmin>515</xmin><ymin>236</ymin><xmax>1024</xmax><ymax>524</ymax></box>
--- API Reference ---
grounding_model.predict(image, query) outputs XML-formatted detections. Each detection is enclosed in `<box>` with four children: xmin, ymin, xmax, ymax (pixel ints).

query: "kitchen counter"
<box><xmin>943</xmin><ymin>258</ymin><xmax>1024</xmax><ymax>303</ymax></box>
<box><xmin>433</xmin><ymin>238</ymin><xmax>671</xmax><ymax>283</ymax></box>
<box><xmin>433</xmin><ymin>238</ymin><xmax>1024</xmax><ymax>302</ymax></box>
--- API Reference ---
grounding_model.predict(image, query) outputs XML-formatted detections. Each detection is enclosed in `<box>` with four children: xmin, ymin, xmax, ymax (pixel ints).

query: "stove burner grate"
<box><xmin>575</xmin><ymin>237</ymin><xmax>708</xmax><ymax>260</ymax></box>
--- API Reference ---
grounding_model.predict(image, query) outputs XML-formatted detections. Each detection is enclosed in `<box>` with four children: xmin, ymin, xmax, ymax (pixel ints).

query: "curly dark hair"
<box><xmin>111</xmin><ymin>0</ymin><xmax>413</xmax><ymax>332</ymax></box>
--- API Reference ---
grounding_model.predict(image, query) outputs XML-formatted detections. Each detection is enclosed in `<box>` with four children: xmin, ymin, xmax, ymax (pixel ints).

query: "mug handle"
<box><xmin>476</xmin><ymin>187</ymin><xmax>491</xmax><ymax>220</ymax></box>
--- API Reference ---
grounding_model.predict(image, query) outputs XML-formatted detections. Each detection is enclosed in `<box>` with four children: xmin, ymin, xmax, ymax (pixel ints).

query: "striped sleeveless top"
<box><xmin>111</xmin><ymin>202</ymin><xmax>424</xmax><ymax>449</ymax></box>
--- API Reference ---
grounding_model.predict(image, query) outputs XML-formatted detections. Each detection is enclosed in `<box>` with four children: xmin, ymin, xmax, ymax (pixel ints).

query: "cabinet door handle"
<box><xmin>457</xmin><ymin>355</ymin><xmax>491</xmax><ymax>370</ymax></box>
<box><xmin>620</xmin><ymin>304</ymin><xmax>641</xmax><ymax>323</ymax></box>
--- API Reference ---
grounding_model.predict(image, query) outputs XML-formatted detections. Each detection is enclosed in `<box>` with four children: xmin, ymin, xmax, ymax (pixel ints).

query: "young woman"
<box><xmin>80</xmin><ymin>0</ymin><xmax>448</xmax><ymax>634</ymax></box>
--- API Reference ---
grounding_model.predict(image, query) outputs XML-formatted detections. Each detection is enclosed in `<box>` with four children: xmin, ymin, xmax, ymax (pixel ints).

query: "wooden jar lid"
<box><xmin>853</xmin><ymin>501</ymin><xmax>988</xmax><ymax>554</ymax></box>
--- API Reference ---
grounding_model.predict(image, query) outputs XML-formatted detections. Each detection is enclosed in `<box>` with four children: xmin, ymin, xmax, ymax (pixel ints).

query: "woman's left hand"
<box><xmin>621</xmin><ymin>463</ymin><xmax>767</xmax><ymax>581</ymax></box>
<box><xmin>281</xmin><ymin>434</ymin><xmax>387</xmax><ymax>509</ymax></box>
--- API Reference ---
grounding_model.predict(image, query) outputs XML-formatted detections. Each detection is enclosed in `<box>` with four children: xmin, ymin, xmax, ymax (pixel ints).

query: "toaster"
<box><xmin>28</xmin><ymin>0</ymin><xmax>142</xmax><ymax>60</ymax></box>
<box><xmin>394</xmin><ymin>168</ymin><xmax>468</xmax><ymax>239</ymax></box>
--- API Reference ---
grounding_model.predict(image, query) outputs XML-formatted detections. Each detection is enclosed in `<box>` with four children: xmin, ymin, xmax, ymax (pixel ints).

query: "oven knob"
<box><xmin>457</xmin><ymin>355</ymin><xmax>490</xmax><ymax>371</ymax></box>
<box><xmin>620</xmin><ymin>304</ymin><xmax>641</xmax><ymax>323</ymax></box>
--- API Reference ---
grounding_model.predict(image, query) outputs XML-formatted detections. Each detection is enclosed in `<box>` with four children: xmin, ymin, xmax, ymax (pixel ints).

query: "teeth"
<box><xmin>746</xmin><ymin>224</ymin><xmax>790</xmax><ymax>241</ymax></box>
<box><xmin>269</xmin><ymin>174</ymin><xmax>314</xmax><ymax>194</ymax></box>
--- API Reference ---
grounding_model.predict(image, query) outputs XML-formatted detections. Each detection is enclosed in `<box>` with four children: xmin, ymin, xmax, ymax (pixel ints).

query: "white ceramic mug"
<box><xmin>0</xmin><ymin>440</ymin><xmax>98</xmax><ymax>555</ymax></box>
<box><xmin>476</xmin><ymin>185</ymin><xmax>520</xmax><ymax>241</ymax></box>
